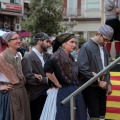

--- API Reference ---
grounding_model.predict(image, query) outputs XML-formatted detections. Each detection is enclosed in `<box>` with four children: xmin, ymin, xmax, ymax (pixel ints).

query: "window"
<box><xmin>10</xmin><ymin>0</ymin><xmax>20</xmax><ymax>4</ymax></box>
<box><xmin>15</xmin><ymin>0</ymin><xmax>20</xmax><ymax>4</ymax></box>
<box><xmin>67</xmin><ymin>0</ymin><xmax>77</xmax><ymax>16</ymax></box>
<box><xmin>86</xmin><ymin>0</ymin><xmax>100</xmax><ymax>9</ymax></box>
<box><xmin>10</xmin><ymin>0</ymin><xmax>14</xmax><ymax>3</ymax></box>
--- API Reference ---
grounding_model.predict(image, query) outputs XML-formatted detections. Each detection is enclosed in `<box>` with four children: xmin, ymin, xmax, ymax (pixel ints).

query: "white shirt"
<box><xmin>91</xmin><ymin>39</ymin><xmax>105</xmax><ymax>69</ymax></box>
<box><xmin>0</xmin><ymin>52</ymin><xmax>20</xmax><ymax>82</ymax></box>
<box><xmin>18</xmin><ymin>52</ymin><xmax>22</xmax><ymax>59</ymax></box>
<box><xmin>98</xmin><ymin>45</ymin><xmax>105</xmax><ymax>69</ymax></box>
<box><xmin>32</xmin><ymin>47</ymin><xmax>45</xmax><ymax>67</ymax></box>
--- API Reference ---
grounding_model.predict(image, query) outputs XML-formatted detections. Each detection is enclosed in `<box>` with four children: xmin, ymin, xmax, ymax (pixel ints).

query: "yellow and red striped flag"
<box><xmin>106</xmin><ymin>72</ymin><xmax>120</xmax><ymax>120</ymax></box>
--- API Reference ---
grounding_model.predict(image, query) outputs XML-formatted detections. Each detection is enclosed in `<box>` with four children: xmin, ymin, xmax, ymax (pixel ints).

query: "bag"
<box><xmin>40</xmin><ymin>88</ymin><xmax>58</xmax><ymax>120</ymax></box>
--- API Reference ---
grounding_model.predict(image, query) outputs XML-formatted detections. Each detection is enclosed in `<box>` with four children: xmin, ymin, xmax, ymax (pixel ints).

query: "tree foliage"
<box><xmin>78</xmin><ymin>37</ymin><xmax>86</xmax><ymax>47</ymax></box>
<box><xmin>21</xmin><ymin>0</ymin><xmax>65</xmax><ymax>35</ymax></box>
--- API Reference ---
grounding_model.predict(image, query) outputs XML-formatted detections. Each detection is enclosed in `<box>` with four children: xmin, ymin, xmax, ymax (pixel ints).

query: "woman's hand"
<box><xmin>0</xmin><ymin>84</ymin><xmax>13</xmax><ymax>91</ymax></box>
<box><xmin>54</xmin><ymin>81</ymin><xmax>62</xmax><ymax>88</ymax></box>
<box><xmin>46</xmin><ymin>72</ymin><xmax>62</xmax><ymax>88</ymax></box>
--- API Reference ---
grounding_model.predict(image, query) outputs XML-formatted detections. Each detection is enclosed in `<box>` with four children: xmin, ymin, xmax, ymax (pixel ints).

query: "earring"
<box><xmin>62</xmin><ymin>45</ymin><xmax>65</xmax><ymax>49</ymax></box>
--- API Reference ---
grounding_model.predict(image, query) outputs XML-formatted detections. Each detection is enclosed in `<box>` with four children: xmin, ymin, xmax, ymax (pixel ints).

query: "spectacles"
<box><xmin>10</xmin><ymin>37</ymin><xmax>21</xmax><ymax>41</ymax></box>
<box><xmin>101</xmin><ymin>34</ymin><xmax>109</xmax><ymax>42</ymax></box>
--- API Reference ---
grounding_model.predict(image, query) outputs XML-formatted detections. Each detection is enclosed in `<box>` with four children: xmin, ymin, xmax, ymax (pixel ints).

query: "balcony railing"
<box><xmin>63</xmin><ymin>8</ymin><xmax>81</xmax><ymax>17</ymax></box>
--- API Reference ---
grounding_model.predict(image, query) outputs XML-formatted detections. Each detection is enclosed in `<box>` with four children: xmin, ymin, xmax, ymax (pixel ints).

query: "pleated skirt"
<box><xmin>0</xmin><ymin>91</ymin><xmax>10</xmax><ymax>120</ymax></box>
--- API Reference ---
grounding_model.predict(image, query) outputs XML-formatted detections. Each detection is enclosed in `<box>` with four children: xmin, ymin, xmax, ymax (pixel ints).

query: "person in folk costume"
<box><xmin>22</xmin><ymin>32</ymin><xmax>51</xmax><ymax>120</ymax></box>
<box><xmin>77</xmin><ymin>25</ymin><xmax>113</xmax><ymax>120</ymax></box>
<box><xmin>0</xmin><ymin>31</ymin><xmax>31</xmax><ymax>120</ymax></box>
<box><xmin>105</xmin><ymin>0</ymin><xmax>120</xmax><ymax>58</ymax></box>
<box><xmin>40</xmin><ymin>33</ymin><xmax>87</xmax><ymax>120</ymax></box>
<box><xmin>0</xmin><ymin>30</ymin><xmax>8</xmax><ymax>52</ymax></box>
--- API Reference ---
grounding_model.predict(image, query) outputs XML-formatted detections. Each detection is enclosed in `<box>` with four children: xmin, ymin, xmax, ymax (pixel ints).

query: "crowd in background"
<box><xmin>0</xmin><ymin>0</ymin><xmax>119</xmax><ymax>120</ymax></box>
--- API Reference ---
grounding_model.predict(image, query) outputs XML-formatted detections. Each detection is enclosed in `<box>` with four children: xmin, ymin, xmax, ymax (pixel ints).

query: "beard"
<box><xmin>41</xmin><ymin>44</ymin><xmax>47</xmax><ymax>52</ymax></box>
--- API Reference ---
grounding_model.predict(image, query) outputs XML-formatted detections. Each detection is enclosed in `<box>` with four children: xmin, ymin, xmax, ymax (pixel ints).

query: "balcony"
<box><xmin>63</xmin><ymin>8</ymin><xmax>81</xmax><ymax>17</ymax></box>
<box><xmin>63</xmin><ymin>7</ymin><xmax>101</xmax><ymax>22</ymax></box>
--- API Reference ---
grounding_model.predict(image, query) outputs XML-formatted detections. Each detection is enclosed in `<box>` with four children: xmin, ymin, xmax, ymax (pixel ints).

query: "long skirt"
<box><xmin>40</xmin><ymin>85</ymin><xmax>87</xmax><ymax>120</ymax></box>
<box><xmin>0</xmin><ymin>91</ymin><xmax>10</xmax><ymax>120</ymax></box>
<box><xmin>9</xmin><ymin>85</ymin><xmax>31</xmax><ymax>120</ymax></box>
<box><xmin>56</xmin><ymin>85</ymin><xmax>87</xmax><ymax>120</ymax></box>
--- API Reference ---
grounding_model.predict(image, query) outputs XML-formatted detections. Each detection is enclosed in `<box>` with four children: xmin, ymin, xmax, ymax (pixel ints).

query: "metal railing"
<box><xmin>61</xmin><ymin>57</ymin><xmax>120</xmax><ymax>120</ymax></box>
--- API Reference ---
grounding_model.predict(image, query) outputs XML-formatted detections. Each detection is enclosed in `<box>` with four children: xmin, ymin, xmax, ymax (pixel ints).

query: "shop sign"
<box><xmin>1</xmin><ymin>2</ymin><xmax>22</xmax><ymax>13</ymax></box>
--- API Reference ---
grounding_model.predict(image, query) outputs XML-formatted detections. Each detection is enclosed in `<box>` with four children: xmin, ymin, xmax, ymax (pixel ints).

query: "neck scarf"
<box><xmin>53</xmin><ymin>48</ymin><xmax>78</xmax><ymax>84</ymax></box>
<box><xmin>0</xmin><ymin>48</ymin><xmax>25</xmax><ymax>84</ymax></box>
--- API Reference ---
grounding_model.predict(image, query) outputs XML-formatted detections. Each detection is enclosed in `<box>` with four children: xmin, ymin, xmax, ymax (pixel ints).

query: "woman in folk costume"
<box><xmin>40</xmin><ymin>33</ymin><xmax>87</xmax><ymax>120</ymax></box>
<box><xmin>0</xmin><ymin>32</ymin><xmax>31</xmax><ymax>120</ymax></box>
<box><xmin>0</xmin><ymin>30</ymin><xmax>8</xmax><ymax>52</ymax></box>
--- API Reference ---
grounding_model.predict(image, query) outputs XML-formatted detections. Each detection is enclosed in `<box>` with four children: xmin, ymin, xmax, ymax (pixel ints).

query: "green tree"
<box><xmin>78</xmin><ymin>37</ymin><xmax>86</xmax><ymax>47</ymax></box>
<box><xmin>21</xmin><ymin>0</ymin><xmax>65</xmax><ymax>35</ymax></box>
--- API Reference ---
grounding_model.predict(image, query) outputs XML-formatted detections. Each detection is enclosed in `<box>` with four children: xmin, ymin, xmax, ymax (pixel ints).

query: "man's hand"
<box><xmin>106</xmin><ymin>84</ymin><xmax>112</xmax><ymax>96</ymax></box>
<box><xmin>98</xmin><ymin>81</ymin><xmax>107</xmax><ymax>89</ymax></box>
<box><xmin>92</xmin><ymin>72</ymin><xmax>107</xmax><ymax>89</ymax></box>
<box><xmin>34</xmin><ymin>74</ymin><xmax>42</xmax><ymax>82</ymax></box>
<box><xmin>92</xmin><ymin>72</ymin><xmax>100</xmax><ymax>82</ymax></box>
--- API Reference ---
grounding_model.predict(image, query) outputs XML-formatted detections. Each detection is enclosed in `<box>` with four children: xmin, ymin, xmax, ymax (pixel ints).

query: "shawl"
<box><xmin>53</xmin><ymin>48</ymin><xmax>78</xmax><ymax>84</ymax></box>
<box><xmin>0</xmin><ymin>48</ymin><xmax>25</xmax><ymax>84</ymax></box>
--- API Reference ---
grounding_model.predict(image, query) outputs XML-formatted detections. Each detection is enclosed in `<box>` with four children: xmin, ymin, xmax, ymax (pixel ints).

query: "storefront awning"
<box><xmin>0</xmin><ymin>11</ymin><xmax>23</xmax><ymax>16</ymax></box>
<box><xmin>18</xmin><ymin>32</ymin><xmax>31</xmax><ymax>37</ymax></box>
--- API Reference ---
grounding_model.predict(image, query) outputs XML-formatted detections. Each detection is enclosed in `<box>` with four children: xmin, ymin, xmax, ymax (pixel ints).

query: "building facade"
<box><xmin>63</xmin><ymin>0</ymin><xmax>102</xmax><ymax>41</ymax></box>
<box><xmin>0</xmin><ymin>0</ymin><xmax>24</xmax><ymax>31</ymax></box>
<box><xmin>23</xmin><ymin>0</ymin><xmax>30</xmax><ymax>21</ymax></box>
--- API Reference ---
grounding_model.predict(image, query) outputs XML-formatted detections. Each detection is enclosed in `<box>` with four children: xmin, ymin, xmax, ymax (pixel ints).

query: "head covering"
<box><xmin>0</xmin><ymin>31</ymin><xmax>16</xmax><ymax>52</ymax></box>
<box><xmin>1</xmin><ymin>31</ymin><xmax>16</xmax><ymax>43</ymax></box>
<box><xmin>98</xmin><ymin>25</ymin><xmax>114</xmax><ymax>40</ymax></box>
<box><xmin>53</xmin><ymin>33</ymin><xmax>75</xmax><ymax>53</ymax></box>
<box><xmin>33</xmin><ymin>32</ymin><xmax>50</xmax><ymax>41</ymax></box>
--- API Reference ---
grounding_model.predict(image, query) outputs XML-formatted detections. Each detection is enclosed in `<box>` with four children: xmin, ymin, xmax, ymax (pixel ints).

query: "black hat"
<box><xmin>33</xmin><ymin>32</ymin><xmax>50</xmax><ymax>41</ymax></box>
<box><xmin>53</xmin><ymin>33</ymin><xmax>75</xmax><ymax>53</ymax></box>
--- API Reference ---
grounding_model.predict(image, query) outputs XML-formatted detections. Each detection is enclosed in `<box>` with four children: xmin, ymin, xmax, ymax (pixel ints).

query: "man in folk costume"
<box><xmin>0</xmin><ymin>31</ymin><xmax>31</xmax><ymax>120</ymax></box>
<box><xmin>22</xmin><ymin>32</ymin><xmax>51</xmax><ymax>120</ymax></box>
<box><xmin>78</xmin><ymin>25</ymin><xmax>113</xmax><ymax>120</ymax></box>
<box><xmin>105</xmin><ymin>0</ymin><xmax>120</xmax><ymax>58</ymax></box>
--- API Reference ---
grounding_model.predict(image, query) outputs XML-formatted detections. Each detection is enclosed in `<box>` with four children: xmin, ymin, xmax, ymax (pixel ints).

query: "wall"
<box><xmin>81</xmin><ymin>0</ymin><xmax>101</xmax><ymax>18</ymax></box>
<box><xmin>0</xmin><ymin>0</ymin><xmax>10</xmax><ymax>3</ymax></box>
